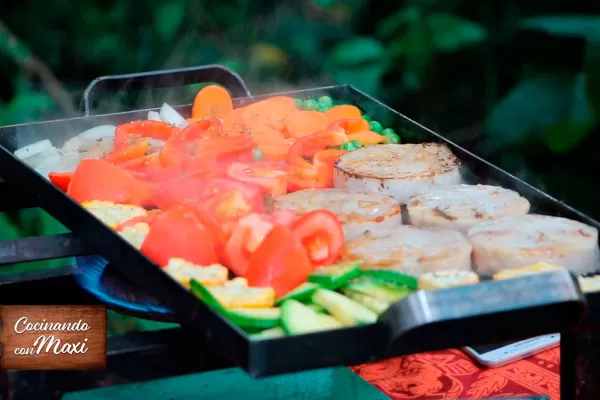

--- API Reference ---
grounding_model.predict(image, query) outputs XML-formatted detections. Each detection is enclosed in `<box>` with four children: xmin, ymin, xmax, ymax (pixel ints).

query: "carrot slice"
<box><xmin>285</xmin><ymin>111</ymin><xmax>329</xmax><ymax>138</ymax></box>
<box><xmin>347</xmin><ymin>131</ymin><xmax>387</xmax><ymax>145</ymax></box>
<box><xmin>324</xmin><ymin>105</ymin><xmax>362</xmax><ymax>122</ymax></box>
<box><xmin>192</xmin><ymin>85</ymin><xmax>234</xmax><ymax>119</ymax></box>
<box><xmin>222</xmin><ymin>107</ymin><xmax>249</xmax><ymax>135</ymax></box>
<box><xmin>265</xmin><ymin>96</ymin><xmax>297</xmax><ymax>112</ymax></box>
<box><xmin>243</xmin><ymin>100</ymin><xmax>291</xmax><ymax>134</ymax></box>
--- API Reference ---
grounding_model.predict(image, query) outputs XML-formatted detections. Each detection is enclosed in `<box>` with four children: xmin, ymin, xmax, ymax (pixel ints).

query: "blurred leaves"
<box><xmin>154</xmin><ymin>0</ymin><xmax>186</xmax><ymax>41</ymax></box>
<box><xmin>585</xmin><ymin>40</ymin><xmax>600</xmax><ymax>119</ymax></box>
<box><xmin>520</xmin><ymin>16</ymin><xmax>600</xmax><ymax>39</ymax></box>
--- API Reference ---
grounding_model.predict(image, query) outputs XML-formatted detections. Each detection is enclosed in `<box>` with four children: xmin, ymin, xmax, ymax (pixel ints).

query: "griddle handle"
<box><xmin>82</xmin><ymin>65</ymin><xmax>251</xmax><ymax>116</ymax></box>
<box><xmin>376</xmin><ymin>270</ymin><xmax>588</xmax><ymax>357</ymax></box>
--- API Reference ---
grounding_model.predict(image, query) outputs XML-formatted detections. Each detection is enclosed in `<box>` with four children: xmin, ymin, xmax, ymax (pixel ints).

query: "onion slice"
<box><xmin>148</xmin><ymin>111</ymin><xmax>162</xmax><ymax>121</ymax></box>
<box><xmin>15</xmin><ymin>139</ymin><xmax>53</xmax><ymax>160</ymax></box>
<box><xmin>78</xmin><ymin>125</ymin><xmax>116</xmax><ymax>140</ymax></box>
<box><xmin>159</xmin><ymin>103</ymin><xmax>188</xmax><ymax>128</ymax></box>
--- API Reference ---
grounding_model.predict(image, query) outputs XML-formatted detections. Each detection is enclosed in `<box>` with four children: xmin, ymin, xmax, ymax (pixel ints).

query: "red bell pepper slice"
<box><xmin>67</xmin><ymin>159</ymin><xmax>152</xmax><ymax>205</ymax></box>
<box><xmin>49</xmin><ymin>171</ymin><xmax>73</xmax><ymax>192</ymax></box>
<box><xmin>140</xmin><ymin>205</ymin><xmax>219</xmax><ymax>267</ymax></box>
<box><xmin>288</xmin><ymin>128</ymin><xmax>348</xmax><ymax>180</ymax></box>
<box><xmin>195</xmin><ymin>136</ymin><xmax>254</xmax><ymax>169</ymax></box>
<box><xmin>327</xmin><ymin>118</ymin><xmax>366</xmax><ymax>134</ymax></box>
<box><xmin>291</xmin><ymin>209</ymin><xmax>344</xmax><ymax>267</ymax></box>
<box><xmin>159</xmin><ymin>119</ymin><xmax>223</xmax><ymax>168</ymax></box>
<box><xmin>115</xmin><ymin>121</ymin><xmax>178</xmax><ymax>148</ymax></box>
<box><xmin>116</xmin><ymin>209</ymin><xmax>164</xmax><ymax>230</ymax></box>
<box><xmin>312</xmin><ymin>149</ymin><xmax>346</xmax><ymax>187</ymax></box>
<box><xmin>245</xmin><ymin>225</ymin><xmax>312</xmax><ymax>298</ymax></box>
<box><xmin>103</xmin><ymin>138</ymin><xmax>152</xmax><ymax>164</ymax></box>
<box><xmin>119</xmin><ymin>153</ymin><xmax>185</xmax><ymax>183</ymax></box>
<box><xmin>226</xmin><ymin>162</ymin><xmax>288</xmax><ymax>197</ymax></box>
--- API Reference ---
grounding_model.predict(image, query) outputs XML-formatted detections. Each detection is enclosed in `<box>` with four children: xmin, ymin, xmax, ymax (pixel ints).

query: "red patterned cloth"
<box><xmin>351</xmin><ymin>347</ymin><xmax>560</xmax><ymax>399</ymax></box>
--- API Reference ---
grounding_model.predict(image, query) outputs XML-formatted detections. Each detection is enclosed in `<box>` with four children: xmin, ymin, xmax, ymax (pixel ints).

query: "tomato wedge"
<box><xmin>313</xmin><ymin>149</ymin><xmax>346</xmax><ymax>187</ymax></box>
<box><xmin>140</xmin><ymin>205</ymin><xmax>218</xmax><ymax>267</ymax></box>
<box><xmin>49</xmin><ymin>171</ymin><xmax>73</xmax><ymax>192</ymax></box>
<box><xmin>68</xmin><ymin>159</ymin><xmax>152</xmax><ymax>205</ymax></box>
<box><xmin>291</xmin><ymin>210</ymin><xmax>344</xmax><ymax>267</ymax></box>
<box><xmin>200</xmin><ymin>178</ymin><xmax>264</xmax><ymax>214</ymax></box>
<box><xmin>223</xmin><ymin>214</ymin><xmax>274</xmax><ymax>276</ymax></box>
<box><xmin>152</xmin><ymin>175</ymin><xmax>208</xmax><ymax>210</ymax></box>
<box><xmin>226</xmin><ymin>162</ymin><xmax>288</xmax><ymax>197</ymax></box>
<box><xmin>245</xmin><ymin>225</ymin><xmax>312</xmax><ymax>298</ymax></box>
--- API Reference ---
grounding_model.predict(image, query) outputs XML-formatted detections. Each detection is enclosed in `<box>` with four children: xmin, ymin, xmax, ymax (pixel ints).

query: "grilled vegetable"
<box><xmin>81</xmin><ymin>200</ymin><xmax>147</xmax><ymax>229</ymax></box>
<box><xmin>164</xmin><ymin>258</ymin><xmax>229</xmax><ymax>288</ymax></box>
<box><xmin>359</xmin><ymin>270</ymin><xmax>418</xmax><ymax>289</ymax></box>
<box><xmin>308</xmin><ymin>260</ymin><xmax>363</xmax><ymax>290</ymax></box>
<box><xmin>290</xmin><ymin>209</ymin><xmax>345</xmax><ymax>266</ymax></box>
<box><xmin>140</xmin><ymin>205</ymin><xmax>219</xmax><ymax>267</ymax></box>
<box><xmin>345</xmin><ymin>279</ymin><xmax>413</xmax><ymax>302</ymax></box>
<box><xmin>275</xmin><ymin>282</ymin><xmax>319</xmax><ymax>305</ymax></box>
<box><xmin>341</xmin><ymin>288</ymin><xmax>390</xmax><ymax>315</ymax></box>
<box><xmin>245</xmin><ymin>225</ymin><xmax>312</xmax><ymax>298</ymax></box>
<box><xmin>311</xmin><ymin>288</ymin><xmax>378</xmax><ymax>326</ymax></box>
<box><xmin>251</xmin><ymin>326</ymin><xmax>286</xmax><ymax>339</ymax></box>
<box><xmin>418</xmin><ymin>270</ymin><xmax>480</xmax><ymax>290</ymax></box>
<box><xmin>492</xmin><ymin>262</ymin><xmax>565</xmax><ymax>281</ymax></box>
<box><xmin>203</xmin><ymin>278</ymin><xmax>276</xmax><ymax>309</ymax></box>
<box><xmin>226</xmin><ymin>307</ymin><xmax>281</xmax><ymax>329</ymax></box>
<box><xmin>117</xmin><ymin>222</ymin><xmax>150</xmax><ymax>249</ymax></box>
<box><xmin>280</xmin><ymin>300</ymin><xmax>343</xmax><ymax>334</ymax></box>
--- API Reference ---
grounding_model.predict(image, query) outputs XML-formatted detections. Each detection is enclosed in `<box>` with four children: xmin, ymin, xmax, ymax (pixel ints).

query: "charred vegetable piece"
<box><xmin>226</xmin><ymin>307</ymin><xmax>281</xmax><ymax>330</ymax></box>
<box><xmin>311</xmin><ymin>289</ymin><xmax>378</xmax><ymax>326</ymax></box>
<box><xmin>359</xmin><ymin>270</ymin><xmax>419</xmax><ymax>290</ymax></box>
<box><xmin>275</xmin><ymin>282</ymin><xmax>319</xmax><ymax>305</ymax></box>
<box><xmin>280</xmin><ymin>300</ymin><xmax>342</xmax><ymax>334</ymax></box>
<box><xmin>341</xmin><ymin>288</ymin><xmax>390</xmax><ymax>315</ymax></box>
<box><xmin>346</xmin><ymin>278</ymin><xmax>413</xmax><ymax>302</ymax></box>
<box><xmin>308</xmin><ymin>260</ymin><xmax>363</xmax><ymax>290</ymax></box>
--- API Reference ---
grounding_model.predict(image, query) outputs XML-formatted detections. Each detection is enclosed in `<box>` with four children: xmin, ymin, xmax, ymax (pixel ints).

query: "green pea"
<box><xmin>342</xmin><ymin>142</ymin><xmax>359</xmax><ymax>151</ymax></box>
<box><xmin>382</xmin><ymin>131</ymin><xmax>401</xmax><ymax>144</ymax></box>
<box><xmin>317</xmin><ymin>96</ymin><xmax>334</xmax><ymax>110</ymax></box>
<box><xmin>304</xmin><ymin>99</ymin><xmax>318</xmax><ymax>111</ymax></box>
<box><xmin>293</xmin><ymin>98</ymin><xmax>303</xmax><ymax>109</ymax></box>
<box><xmin>252</xmin><ymin>147</ymin><xmax>263</xmax><ymax>161</ymax></box>
<box><xmin>369</xmin><ymin>121</ymin><xmax>383</xmax><ymax>133</ymax></box>
<box><xmin>350</xmin><ymin>140</ymin><xmax>363</xmax><ymax>149</ymax></box>
<box><xmin>381</xmin><ymin>128</ymin><xmax>397</xmax><ymax>136</ymax></box>
<box><xmin>362</xmin><ymin>115</ymin><xmax>371</xmax><ymax>122</ymax></box>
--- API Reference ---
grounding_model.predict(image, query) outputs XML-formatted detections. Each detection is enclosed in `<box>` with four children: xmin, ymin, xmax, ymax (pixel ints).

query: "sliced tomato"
<box><xmin>158</xmin><ymin>119</ymin><xmax>222</xmax><ymax>168</ymax></box>
<box><xmin>245</xmin><ymin>225</ymin><xmax>312</xmax><ymax>298</ymax></box>
<box><xmin>49</xmin><ymin>171</ymin><xmax>73</xmax><ymax>192</ymax></box>
<box><xmin>288</xmin><ymin>128</ymin><xmax>348</xmax><ymax>175</ymax></box>
<box><xmin>68</xmin><ymin>159</ymin><xmax>152</xmax><ymax>205</ymax></box>
<box><xmin>115</xmin><ymin>121</ymin><xmax>178</xmax><ymax>148</ymax></box>
<box><xmin>200</xmin><ymin>178</ymin><xmax>264</xmax><ymax>214</ymax></box>
<box><xmin>187</xmin><ymin>204</ymin><xmax>228</xmax><ymax>260</ymax></box>
<box><xmin>291</xmin><ymin>209</ymin><xmax>344</xmax><ymax>267</ymax></box>
<box><xmin>120</xmin><ymin>153</ymin><xmax>186</xmax><ymax>183</ymax></box>
<box><xmin>116</xmin><ymin>209</ymin><xmax>164</xmax><ymax>230</ymax></box>
<box><xmin>287</xmin><ymin>175</ymin><xmax>327</xmax><ymax>193</ymax></box>
<box><xmin>204</xmin><ymin>190</ymin><xmax>254</xmax><ymax>221</ymax></box>
<box><xmin>226</xmin><ymin>162</ymin><xmax>288</xmax><ymax>197</ymax></box>
<box><xmin>223</xmin><ymin>213</ymin><xmax>274</xmax><ymax>276</ymax></box>
<box><xmin>196</xmin><ymin>136</ymin><xmax>254</xmax><ymax>166</ymax></box>
<box><xmin>269</xmin><ymin>209</ymin><xmax>297</xmax><ymax>227</ymax></box>
<box><xmin>140</xmin><ymin>205</ymin><xmax>218</xmax><ymax>267</ymax></box>
<box><xmin>151</xmin><ymin>175</ymin><xmax>207</xmax><ymax>210</ymax></box>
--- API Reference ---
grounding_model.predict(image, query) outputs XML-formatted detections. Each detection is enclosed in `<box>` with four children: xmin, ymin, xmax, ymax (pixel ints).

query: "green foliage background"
<box><xmin>1</xmin><ymin>0</ymin><xmax>599</xmax><ymax>333</ymax></box>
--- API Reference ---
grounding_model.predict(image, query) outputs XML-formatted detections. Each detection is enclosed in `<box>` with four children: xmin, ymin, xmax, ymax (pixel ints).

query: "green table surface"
<box><xmin>64</xmin><ymin>367</ymin><xmax>389</xmax><ymax>400</ymax></box>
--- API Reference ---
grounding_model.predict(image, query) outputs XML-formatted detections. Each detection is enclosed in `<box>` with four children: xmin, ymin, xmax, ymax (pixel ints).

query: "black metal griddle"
<box><xmin>0</xmin><ymin>65</ymin><xmax>599</xmax><ymax>399</ymax></box>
